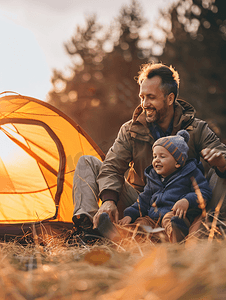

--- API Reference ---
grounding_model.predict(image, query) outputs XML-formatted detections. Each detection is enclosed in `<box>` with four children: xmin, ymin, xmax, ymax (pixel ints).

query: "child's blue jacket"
<box><xmin>124</xmin><ymin>159</ymin><xmax>212</xmax><ymax>222</ymax></box>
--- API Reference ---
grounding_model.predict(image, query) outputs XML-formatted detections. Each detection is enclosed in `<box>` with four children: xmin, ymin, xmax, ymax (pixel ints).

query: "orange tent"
<box><xmin>0</xmin><ymin>93</ymin><xmax>104</xmax><ymax>232</ymax></box>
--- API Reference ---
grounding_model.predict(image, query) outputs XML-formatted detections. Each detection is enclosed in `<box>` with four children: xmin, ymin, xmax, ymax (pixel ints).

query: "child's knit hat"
<box><xmin>152</xmin><ymin>130</ymin><xmax>190</xmax><ymax>167</ymax></box>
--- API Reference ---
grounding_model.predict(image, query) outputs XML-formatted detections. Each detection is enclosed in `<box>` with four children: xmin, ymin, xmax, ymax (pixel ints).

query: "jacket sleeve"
<box><xmin>183</xmin><ymin>167</ymin><xmax>212</xmax><ymax>209</ymax></box>
<box><xmin>192</xmin><ymin>120</ymin><xmax>226</xmax><ymax>177</ymax></box>
<box><xmin>124</xmin><ymin>180</ymin><xmax>153</xmax><ymax>223</ymax></box>
<box><xmin>97</xmin><ymin>122</ymin><xmax>133</xmax><ymax>202</ymax></box>
<box><xmin>193</xmin><ymin>120</ymin><xmax>226</xmax><ymax>155</ymax></box>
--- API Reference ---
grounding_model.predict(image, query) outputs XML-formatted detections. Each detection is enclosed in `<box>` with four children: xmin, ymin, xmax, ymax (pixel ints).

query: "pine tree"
<box><xmin>48</xmin><ymin>0</ymin><xmax>152</xmax><ymax>151</ymax></box>
<box><xmin>159</xmin><ymin>0</ymin><xmax>226</xmax><ymax>139</ymax></box>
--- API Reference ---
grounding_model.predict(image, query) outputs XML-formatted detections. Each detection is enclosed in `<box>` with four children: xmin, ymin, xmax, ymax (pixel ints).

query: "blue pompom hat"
<box><xmin>152</xmin><ymin>130</ymin><xmax>190</xmax><ymax>167</ymax></box>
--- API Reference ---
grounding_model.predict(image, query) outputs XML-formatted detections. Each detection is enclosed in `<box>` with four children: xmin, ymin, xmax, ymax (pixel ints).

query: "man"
<box><xmin>72</xmin><ymin>63</ymin><xmax>226</xmax><ymax>233</ymax></box>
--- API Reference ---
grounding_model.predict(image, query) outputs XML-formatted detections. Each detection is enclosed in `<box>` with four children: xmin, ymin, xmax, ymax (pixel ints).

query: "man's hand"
<box><xmin>118</xmin><ymin>216</ymin><xmax>132</xmax><ymax>225</ymax></box>
<box><xmin>201</xmin><ymin>148</ymin><xmax>226</xmax><ymax>173</ymax></box>
<box><xmin>172</xmin><ymin>198</ymin><xmax>189</xmax><ymax>218</ymax></box>
<box><xmin>93</xmin><ymin>201</ymin><xmax>119</xmax><ymax>228</ymax></box>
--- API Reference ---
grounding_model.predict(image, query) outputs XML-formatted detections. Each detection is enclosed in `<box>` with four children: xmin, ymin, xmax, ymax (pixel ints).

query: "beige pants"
<box><xmin>73</xmin><ymin>155</ymin><xmax>139</xmax><ymax>221</ymax></box>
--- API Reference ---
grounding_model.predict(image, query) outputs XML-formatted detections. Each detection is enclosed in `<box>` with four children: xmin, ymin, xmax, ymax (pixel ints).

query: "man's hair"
<box><xmin>136</xmin><ymin>62</ymin><xmax>180</xmax><ymax>101</ymax></box>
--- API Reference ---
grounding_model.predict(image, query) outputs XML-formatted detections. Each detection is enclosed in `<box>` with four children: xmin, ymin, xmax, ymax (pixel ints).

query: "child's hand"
<box><xmin>172</xmin><ymin>198</ymin><xmax>189</xmax><ymax>218</ymax></box>
<box><xmin>118</xmin><ymin>216</ymin><xmax>132</xmax><ymax>225</ymax></box>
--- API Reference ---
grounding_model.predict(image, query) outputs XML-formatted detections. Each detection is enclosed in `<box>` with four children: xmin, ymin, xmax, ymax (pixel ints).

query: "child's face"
<box><xmin>152</xmin><ymin>146</ymin><xmax>181</xmax><ymax>178</ymax></box>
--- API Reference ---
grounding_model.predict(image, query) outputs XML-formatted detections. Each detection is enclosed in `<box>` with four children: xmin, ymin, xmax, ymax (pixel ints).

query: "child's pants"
<box><xmin>134</xmin><ymin>212</ymin><xmax>190</xmax><ymax>242</ymax></box>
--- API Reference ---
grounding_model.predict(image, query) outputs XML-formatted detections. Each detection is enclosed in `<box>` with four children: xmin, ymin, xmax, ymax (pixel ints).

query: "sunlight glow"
<box><xmin>0</xmin><ymin>11</ymin><xmax>51</xmax><ymax>100</ymax></box>
<box><xmin>0</xmin><ymin>0</ymin><xmax>179</xmax><ymax>101</ymax></box>
<box><xmin>0</xmin><ymin>129</ymin><xmax>18</xmax><ymax>162</ymax></box>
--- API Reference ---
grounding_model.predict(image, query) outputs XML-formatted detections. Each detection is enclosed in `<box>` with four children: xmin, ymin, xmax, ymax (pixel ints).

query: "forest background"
<box><xmin>48</xmin><ymin>0</ymin><xmax>226</xmax><ymax>153</ymax></box>
<box><xmin>0</xmin><ymin>1</ymin><xmax>226</xmax><ymax>298</ymax></box>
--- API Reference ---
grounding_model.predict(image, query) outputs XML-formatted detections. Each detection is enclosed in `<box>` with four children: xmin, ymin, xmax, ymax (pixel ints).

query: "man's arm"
<box><xmin>97</xmin><ymin>123</ymin><xmax>133</xmax><ymax>196</ymax></box>
<box><xmin>201</xmin><ymin>148</ymin><xmax>226</xmax><ymax>176</ymax></box>
<box><xmin>193</xmin><ymin>120</ymin><xmax>226</xmax><ymax>176</ymax></box>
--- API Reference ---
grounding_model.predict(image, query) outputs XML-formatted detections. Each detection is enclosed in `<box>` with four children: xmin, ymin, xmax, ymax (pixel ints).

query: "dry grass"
<box><xmin>0</xmin><ymin>216</ymin><xmax>226</xmax><ymax>300</ymax></box>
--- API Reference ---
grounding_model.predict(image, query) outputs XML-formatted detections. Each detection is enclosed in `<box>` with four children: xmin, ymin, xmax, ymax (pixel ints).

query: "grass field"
<box><xmin>0</xmin><ymin>217</ymin><xmax>225</xmax><ymax>300</ymax></box>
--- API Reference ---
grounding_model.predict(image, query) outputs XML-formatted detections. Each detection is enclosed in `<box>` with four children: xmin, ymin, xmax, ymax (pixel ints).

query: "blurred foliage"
<box><xmin>48</xmin><ymin>0</ymin><xmax>226</xmax><ymax>152</ymax></box>
<box><xmin>159</xmin><ymin>0</ymin><xmax>226</xmax><ymax>142</ymax></box>
<box><xmin>48</xmin><ymin>0</ymin><xmax>151</xmax><ymax>152</ymax></box>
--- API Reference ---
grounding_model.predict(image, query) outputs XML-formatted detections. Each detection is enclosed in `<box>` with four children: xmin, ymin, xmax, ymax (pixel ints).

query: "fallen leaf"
<box><xmin>84</xmin><ymin>248</ymin><xmax>111</xmax><ymax>266</ymax></box>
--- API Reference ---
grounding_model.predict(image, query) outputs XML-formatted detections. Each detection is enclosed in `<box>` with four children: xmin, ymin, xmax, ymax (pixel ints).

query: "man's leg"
<box><xmin>72</xmin><ymin>155</ymin><xmax>139</xmax><ymax>223</ymax></box>
<box><xmin>72</xmin><ymin>155</ymin><xmax>102</xmax><ymax>223</ymax></box>
<box><xmin>117</xmin><ymin>180</ymin><xmax>139</xmax><ymax>219</ymax></box>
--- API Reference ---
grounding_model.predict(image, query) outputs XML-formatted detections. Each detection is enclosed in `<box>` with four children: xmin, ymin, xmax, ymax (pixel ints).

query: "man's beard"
<box><xmin>145</xmin><ymin>100</ymin><xmax>168</xmax><ymax>124</ymax></box>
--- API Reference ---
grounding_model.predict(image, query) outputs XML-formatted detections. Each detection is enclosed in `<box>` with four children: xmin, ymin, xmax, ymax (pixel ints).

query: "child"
<box><xmin>118</xmin><ymin>130</ymin><xmax>212</xmax><ymax>242</ymax></box>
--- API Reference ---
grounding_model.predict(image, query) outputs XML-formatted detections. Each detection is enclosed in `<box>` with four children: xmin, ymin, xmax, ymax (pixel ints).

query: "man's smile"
<box><xmin>145</xmin><ymin>108</ymin><xmax>156</xmax><ymax>115</ymax></box>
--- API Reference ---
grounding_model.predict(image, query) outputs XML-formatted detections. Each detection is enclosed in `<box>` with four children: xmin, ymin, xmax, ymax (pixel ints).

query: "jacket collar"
<box><xmin>172</xmin><ymin>99</ymin><xmax>196</xmax><ymax>134</ymax></box>
<box><xmin>129</xmin><ymin>99</ymin><xmax>196</xmax><ymax>142</ymax></box>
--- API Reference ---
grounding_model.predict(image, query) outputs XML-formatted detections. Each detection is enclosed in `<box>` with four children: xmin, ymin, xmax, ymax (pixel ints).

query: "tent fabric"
<box><xmin>0</xmin><ymin>93</ymin><xmax>105</xmax><ymax>224</ymax></box>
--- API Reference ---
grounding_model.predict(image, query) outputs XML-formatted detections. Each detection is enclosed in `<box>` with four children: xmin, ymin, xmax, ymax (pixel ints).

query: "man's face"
<box><xmin>139</xmin><ymin>76</ymin><xmax>171</xmax><ymax>124</ymax></box>
<box><xmin>152</xmin><ymin>146</ymin><xmax>180</xmax><ymax>178</ymax></box>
